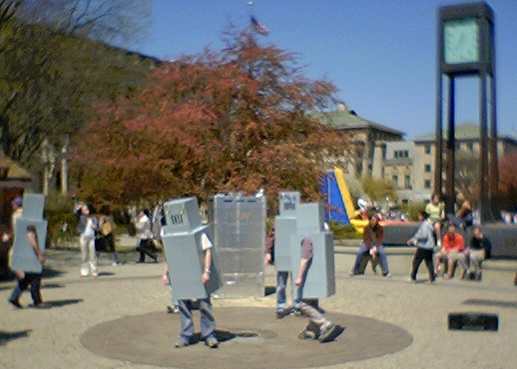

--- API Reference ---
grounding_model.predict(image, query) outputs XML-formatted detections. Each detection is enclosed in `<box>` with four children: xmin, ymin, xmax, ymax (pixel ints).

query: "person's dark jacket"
<box><xmin>470</xmin><ymin>236</ymin><xmax>492</xmax><ymax>259</ymax></box>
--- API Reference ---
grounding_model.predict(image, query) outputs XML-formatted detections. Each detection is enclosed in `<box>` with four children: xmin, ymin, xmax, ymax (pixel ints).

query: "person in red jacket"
<box><xmin>434</xmin><ymin>223</ymin><xmax>467</xmax><ymax>279</ymax></box>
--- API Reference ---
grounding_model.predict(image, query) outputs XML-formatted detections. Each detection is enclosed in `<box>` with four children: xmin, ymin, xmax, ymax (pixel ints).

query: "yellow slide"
<box><xmin>333</xmin><ymin>167</ymin><xmax>369</xmax><ymax>234</ymax></box>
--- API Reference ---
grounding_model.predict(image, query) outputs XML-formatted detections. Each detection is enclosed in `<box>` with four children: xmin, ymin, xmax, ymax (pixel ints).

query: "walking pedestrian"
<box><xmin>264</xmin><ymin>226</ymin><xmax>299</xmax><ymax>319</ymax></box>
<box><xmin>407</xmin><ymin>211</ymin><xmax>436</xmax><ymax>283</ymax></box>
<box><xmin>175</xmin><ymin>232</ymin><xmax>218</xmax><ymax>349</ymax></box>
<box><xmin>99</xmin><ymin>211</ymin><xmax>120</xmax><ymax>266</ymax></box>
<box><xmin>295</xmin><ymin>237</ymin><xmax>338</xmax><ymax>343</ymax></box>
<box><xmin>78</xmin><ymin>204</ymin><xmax>99</xmax><ymax>277</ymax></box>
<box><xmin>8</xmin><ymin>225</ymin><xmax>47</xmax><ymax>308</ymax></box>
<box><xmin>135</xmin><ymin>209</ymin><xmax>158</xmax><ymax>263</ymax></box>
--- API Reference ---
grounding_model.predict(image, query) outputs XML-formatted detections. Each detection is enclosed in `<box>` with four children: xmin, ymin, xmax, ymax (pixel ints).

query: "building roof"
<box><xmin>314</xmin><ymin>109</ymin><xmax>404</xmax><ymax>137</ymax></box>
<box><xmin>0</xmin><ymin>156</ymin><xmax>31</xmax><ymax>180</ymax></box>
<box><xmin>415</xmin><ymin>123</ymin><xmax>517</xmax><ymax>143</ymax></box>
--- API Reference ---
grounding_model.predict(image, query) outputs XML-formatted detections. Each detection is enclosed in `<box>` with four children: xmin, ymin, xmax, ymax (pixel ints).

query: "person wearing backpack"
<box><xmin>99</xmin><ymin>212</ymin><xmax>120</xmax><ymax>266</ymax></box>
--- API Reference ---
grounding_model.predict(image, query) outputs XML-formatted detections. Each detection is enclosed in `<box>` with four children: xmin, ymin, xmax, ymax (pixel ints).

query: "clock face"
<box><xmin>444</xmin><ymin>18</ymin><xmax>480</xmax><ymax>64</ymax></box>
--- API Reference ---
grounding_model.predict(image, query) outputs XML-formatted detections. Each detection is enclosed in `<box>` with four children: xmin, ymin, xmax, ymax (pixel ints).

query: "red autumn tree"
<box><xmin>498</xmin><ymin>152</ymin><xmax>517</xmax><ymax>207</ymax></box>
<box><xmin>72</xmin><ymin>30</ymin><xmax>349</xmax><ymax>211</ymax></box>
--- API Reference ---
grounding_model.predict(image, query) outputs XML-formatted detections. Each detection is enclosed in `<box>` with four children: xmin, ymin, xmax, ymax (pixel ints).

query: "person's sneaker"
<box><xmin>167</xmin><ymin>305</ymin><xmax>180</xmax><ymax>314</ymax></box>
<box><xmin>112</xmin><ymin>262</ymin><xmax>119</xmax><ymax>267</ymax></box>
<box><xmin>383</xmin><ymin>272</ymin><xmax>392</xmax><ymax>278</ymax></box>
<box><xmin>8</xmin><ymin>299</ymin><xmax>22</xmax><ymax>309</ymax></box>
<box><xmin>291</xmin><ymin>307</ymin><xmax>302</xmax><ymax>316</ymax></box>
<box><xmin>174</xmin><ymin>340</ymin><xmax>190</xmax><ymax>349</ymax></box>
<box><xmin>318</xmin><ymin>322</ymin><xmax>337</xmax><ymax>343</ymax></box>
<box><xmin>276</xmin><ymin>309</ymin><xmax>290</xmax><ymax>319</ymax></box>
<box><xmin>205</xmin><ymin>336</ymin><xmax>219</xmax><ymax>349</ymax></box>
<box><xmin>298</xmin><ymin>329</ymin><xmax>317</xmax><ymax>340</ymax></box>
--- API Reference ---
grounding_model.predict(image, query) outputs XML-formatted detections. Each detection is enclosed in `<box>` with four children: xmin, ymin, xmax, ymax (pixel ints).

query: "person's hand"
<box><xmin>202</xmin><ymin>271</ymin><xmax>210</xmax><ymax>284</ymax></box>
<box><xmin>295</xmin><ymin>276</ymin><xmax>303</xmax><ymax>287</ymax></box>
<box><xmin>406</xmin><ymin>240</ymin><xmax>413</xmax><ymax>246</ymax></box>
<box><xmin>264</xmin><ymin>253</ymin><xmax>272</xmax><ymax>265</ymax></box>
<box><xmin>2</xmin><ymin>233</ymin><xmax>10</xmax><ymax>242</ymax></box>
<box><xmin>38</xmin><ymin>254</ymin><xmax>46</xmax><ymax>264</ymax></box>
<box><xmin>15</xmin><ymin>270</ymin><xmax>25</xmax><ymax>280</ymax></box>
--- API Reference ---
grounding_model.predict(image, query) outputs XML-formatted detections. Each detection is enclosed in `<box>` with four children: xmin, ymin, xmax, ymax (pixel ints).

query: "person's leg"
<box><xmin>352</xmin><ymin>244</ymin><xmax>368</xmax><ymax>274</ymax></box>
<box><xmin>9</xmin><ymin>275</ymin><xmax>29</xmax><ymax>306</ymax></box>
<box><xmin>29</xmin><ymin>274</ymin><xmax>43</xmax><ymax>305</ymax></box>
<box><xmin>423</xmin><ymin>249</ymin><xmax>436</xmax><ymax>281</ymax></box>
<box><xmin>79</xmin><ymin>236</ymin><xmax>90</xmax><ymax>276</ymax></box>
<box><xmin>457</xmin><ymin>253</ymin><xmax>468</xmax><ymax>278</ymax></box>
<box><xmin>411</xmin><ymin>248</ymin><xmax>424</xmax><ymax>280</ymax></box>
<box><xmin>434</xmin><ymin>251</ymin><xmax>445</xmax><ymax>274</ymax></box>
<box><xmin>199</xmin><ymin>298</ymin><xmax>217</xmax><ymax>342</ymax></box>
<box><xmin>87</xmin><ymin>237</ymin><xmax>98</xmax><ymax>276</ymax></box>
<box><xmin>142</xmin><ymin>239</ymin><xmax>158</xmax><ymax>261</ymax></box>
<box><xmin>447</xmin><ymin>252</ymin><xmax>458</xmax><ymax>279</ymax></box>
<box><xmin>434</xmin><ymin>223</ymin><xmax>442</xmax><ymax>247</ymax></box>
<box><xmin>177</xmin><ymin>299</ymin><xmax>194</xmax><ymax>346</ymax></box>
<box><xmin>377</xmin><ymin>247</ymin><xmax>390</xmax><ymax>276</ymax></box>
<box><xmin>298</xmin><ymin>301</ymin><xmax>334</xmax><ymax>339</ymax></box>
<box><xmin>136</xmin><ymin>240</ymin><xmax>146</xmax><ymax>262</ymax></box>
<box><xmin>276</xmin><ymin>271</ymin><xmax>288</xmax><ymax>312</ymax></box>
<box><xmin>469</xmin><ymin>250</ymin><xmax>484</xmax><ymax>278</ymax></box>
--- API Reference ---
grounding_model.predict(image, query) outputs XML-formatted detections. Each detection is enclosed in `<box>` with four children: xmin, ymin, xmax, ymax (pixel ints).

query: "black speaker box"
<box><xmin>448</xmin><ymin>312</ymin><xmax>498</xmax><ymax>331</ymax></box>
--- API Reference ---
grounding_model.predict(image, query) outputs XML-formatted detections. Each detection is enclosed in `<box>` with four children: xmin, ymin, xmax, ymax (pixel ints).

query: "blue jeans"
<box><xmin>277</xmin><ymin>271</ymin><xmax>302</xmax><ymax>311</ymax></box>
<box><xmin>177</xmin><ymin>298</ymin><xmax>215</xmax><ymax>343</ymax></box>
<box><xmin>353</xmin><ymin>244</ymin><xmax>389</xmax><ymax>275</ymax></box>
<box><xmin>10</xmin><ymin>273</ymin><xmax>42</xmax><ymax>305</ymax></box>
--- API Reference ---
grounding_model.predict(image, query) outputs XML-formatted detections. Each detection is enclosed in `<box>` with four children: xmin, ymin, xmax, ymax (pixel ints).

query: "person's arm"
<box><xmin>264</xmin><ymin>233</ymin><xmax>274</xmax><ymax>265</ymax></box>
<box><xmin>295</xmin><ymin>257</ymin><xmax>310</xmax><ymax>287</ymax></box>
<box><xmin>28</xmin><ymin>231</ymin><xmax>45</xmax><ymax>264</ymax></box>
<box><xmin>407</xmin><ymin>224</ymin><xmax>424</xmax><ymax>245</ymax></box>
<box><xmin>376</xmin><ymin>227</ymin><xmax>384</xmax><ymax>247</ymax></box>
<box><xmin>201</xmin><ymin>248</ymin><xmax>212</xmax><ymax>284</ymax></box>
<box><xmin>458</xmin><ymin>235</ymin><xmax>465</xmax><ymax>252</ymax></box>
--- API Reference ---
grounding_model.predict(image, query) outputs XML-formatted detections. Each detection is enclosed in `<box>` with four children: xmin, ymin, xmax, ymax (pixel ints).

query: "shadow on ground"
<box><xmin>463</xmin><ymin>298</ymin><xmax>517</xmax><ymax>309</ymax></box>
<box><xmin>264</xmin><ymin>286</ymin><xmax>276</xmax><ymax>296</ymax></box>
<box><xmin>0</xmin><ymin>330</ymin><xmax>31</xmax><ymax>346</ymax></box>
<box><xmin>33</xmin><ymin>299</ymin><xmax>83</xmax><ymax>309</ymax></box>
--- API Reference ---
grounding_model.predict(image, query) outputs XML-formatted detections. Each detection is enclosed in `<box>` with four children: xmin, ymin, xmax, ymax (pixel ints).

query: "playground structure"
<box><xmin>322</xmin><ymin>167</ymin><xmax>413</xmax><ymax>234</ymax></box>
<box><xmin>321</xmin><ymin>167</ymin><xmax>370</xmax><ymax>234</ymax></box>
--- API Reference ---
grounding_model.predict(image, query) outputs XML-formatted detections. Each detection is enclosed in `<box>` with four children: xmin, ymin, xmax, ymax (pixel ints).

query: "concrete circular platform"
<box><xmin>81</xmin><ymin>307</ymin><xmax>413</xmax><ymax>369</ymax></box>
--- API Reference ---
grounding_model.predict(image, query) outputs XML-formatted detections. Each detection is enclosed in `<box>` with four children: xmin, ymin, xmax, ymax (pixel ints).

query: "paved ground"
<box><xmin>81</xmin><ymin>308</ymin><xmax>411</xmax><ymax>369</ymax></box>
<box><xmin>1</xmin><ymin>246</ymin><xmax>517</xmax><ymax>369</ymax></box>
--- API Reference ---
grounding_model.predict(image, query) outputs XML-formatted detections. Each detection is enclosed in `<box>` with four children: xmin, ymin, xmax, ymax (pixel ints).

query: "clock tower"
<box><xmin>435</xmin><ymin>2</ymin><xmax>497</xmax><ymax>222</ymax></box>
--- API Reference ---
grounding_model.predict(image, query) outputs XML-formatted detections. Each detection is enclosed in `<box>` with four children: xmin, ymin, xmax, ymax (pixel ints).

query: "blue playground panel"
<box><xmin>321</xmin><ymin>172</ymin><xmax>349</xmax><ymax>225</ymax></box>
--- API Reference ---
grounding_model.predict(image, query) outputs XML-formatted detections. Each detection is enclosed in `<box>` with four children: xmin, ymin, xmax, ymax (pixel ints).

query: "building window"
<box><xmin>394</xmin><ymin>151</ymin><xmax>399</xmax><ymax>159</ymax></box>
<box><xmin>425</xmin><ymin>144</ymin><xmax>431</xmax><ymax>154</ymax></box>
<box><xmin>392</xmin><ymin>175</ymin><xmax>398</xmax><ymax>186</ymax></box>
<box><xmin>405</xmin><ymin>175</ymin><xmax>411</xmax><ymax>189</ymax></box>
<box><xmin>424</xmin><ymin>180</ymin><xmax>432</xmax><ymax>189</ymax></box>
<box><xmin>425</xmin><ymin>164</ymin><xmax>432</xmax><ymax>173</ymax></box>
<box><xmin>467</xmin><ymin>142</ymin><xmax>474</xmax><ymax>152</ymax></box>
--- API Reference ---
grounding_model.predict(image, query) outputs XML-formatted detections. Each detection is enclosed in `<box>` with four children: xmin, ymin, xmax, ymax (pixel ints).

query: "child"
<box><xmin>8</xmin><ymin>225</ymin><xmax>46</xmax><ymax>308</ymax></box>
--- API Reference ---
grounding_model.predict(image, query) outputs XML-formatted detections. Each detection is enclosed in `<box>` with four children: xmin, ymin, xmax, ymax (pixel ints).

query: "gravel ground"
<box><xmin>1</xmin><ymin>248</ymin><xmax>517</xmax><ymax>369</ymax></box>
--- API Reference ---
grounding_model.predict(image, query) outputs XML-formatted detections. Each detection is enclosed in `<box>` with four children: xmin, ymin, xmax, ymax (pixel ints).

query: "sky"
<box><xmin>130</xmin><ymin>0</ymin><xmax>517</xmax><ymax>138</ymax></box>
